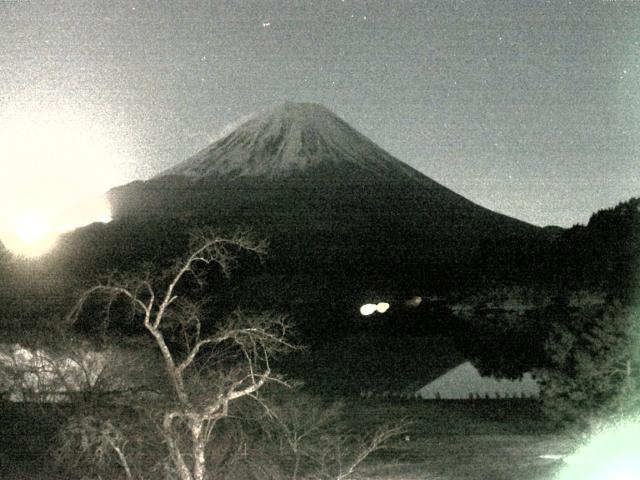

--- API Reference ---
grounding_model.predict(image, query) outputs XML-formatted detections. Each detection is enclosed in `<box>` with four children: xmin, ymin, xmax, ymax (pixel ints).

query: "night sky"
<box><xmin>2</xmin><ymin>0</ymin><xmax>639</xmax><ymax>227</ymax></box>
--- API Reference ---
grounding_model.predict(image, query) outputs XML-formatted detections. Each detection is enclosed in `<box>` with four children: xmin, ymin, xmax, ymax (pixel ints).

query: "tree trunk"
<box><xmin>108</xmin><ymin>440</ymin><xmax>133</xmax><ymax>480</ymax></box>
<box><xmin>292</xmin><ymin>449</ymin><xmax>300</xmax><ymax>480</ymax></box>
<box><xmin>164</xmin><ymin>413</ymin><xmax>193</xmax><ymax>480</ymax></box>
<box><xmin>192</xmin><ymin>419</ymin><xmax>207</xmax><ymax>480</ymax></box>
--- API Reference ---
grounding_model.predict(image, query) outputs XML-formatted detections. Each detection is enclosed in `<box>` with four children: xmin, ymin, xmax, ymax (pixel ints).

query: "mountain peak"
<box><xmin>278</xmin><ymin>100</ymin><xmax>330</xmax><ymax>114</ymax></box>
<box><xmin>159</xmin><ymin>102</ymin><xmax>426</xmax><ymax>181</ymax></box>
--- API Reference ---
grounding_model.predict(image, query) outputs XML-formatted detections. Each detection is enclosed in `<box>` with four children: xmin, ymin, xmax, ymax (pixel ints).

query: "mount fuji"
<box><xmin>102</xmin><ymin>102</ymin><xmax>544</xmax><ymax>289</ymax></box>
<box><xmin>161</xmin><ymin>101</ymin><xmax>428</xmax><ymax>182</ymax></box>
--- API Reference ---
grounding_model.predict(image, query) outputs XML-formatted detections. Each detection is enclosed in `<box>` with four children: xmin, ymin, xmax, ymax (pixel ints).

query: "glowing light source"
<box><xmin>360</xmin><ymin>304</ymin><xmax>377</xmax><ymax>316</ymax></box>
<box><xmin>556</xmin><ymin>418</ymin><xmax>640</xmax><ymax>480</ymax></box>
<box><xmin>2</xmin><ymin>211</ymin><xmax>58</xmax><ymax>258</ymax></box>
<box><xmin>406</xmin><ymin>296</ymin><xmax>422</xmax><ymax>307</ymax></box>
<box><xmin>376</xmin><ymin>302</ymin><xmax>390</xmax><ymax>313</ymax></box>
<box><xmin>0</xmin><ymin>104</ymin><xmax>125</xmax><ymax>257</ymax></box>
<box><xmin>359</xmin><ymin>302</ymin><xmax>391</xmax><ymax>316</ymax></box>
<box><xmin>14</xmin><ymin>212</ymin><xmax>50</xmax><ymax>245</ymax></box>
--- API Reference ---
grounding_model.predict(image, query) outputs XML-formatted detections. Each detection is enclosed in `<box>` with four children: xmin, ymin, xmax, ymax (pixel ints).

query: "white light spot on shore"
<box><xmin>376</xmin><ymin>302</ymin><xmax>390</xmax><ymax>313</ymax></box>
<box><xmin>360</xmin><ymin>304</ymin><xmax>377</xmax><ymax>316</ymax></box>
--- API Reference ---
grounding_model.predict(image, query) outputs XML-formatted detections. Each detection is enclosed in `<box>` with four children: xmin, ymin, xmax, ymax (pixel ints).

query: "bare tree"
<box><xmin>60</xmin><ymin>228</ymin><xmax>404</xmax><ymax>480</ymax></box>
<box><xmin>57</xmin><ymin>415</ymin><xmax>135</xmax><ymax>480</ymax></box>
<box><xmin>67</xmin><ymin>228</ymin><xmax>296</xmax><ymax>480</ymax></box>
<box><xmin>266</xmin><ymin>392</ymin><xmax>407</xmax><ymax>480</ymax></box>
<box><xmin>316</xmin><ymin>424</ymin><xmax>406</xmax><ymax>480</ymax></box>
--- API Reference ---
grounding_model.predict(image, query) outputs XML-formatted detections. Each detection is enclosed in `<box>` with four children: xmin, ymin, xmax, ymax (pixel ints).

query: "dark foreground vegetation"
<box><xmin>0</xmin><ymin>398</ymin><xmax>574</xmax><ymax>480</ymax></box>
<box><xmin>1</xmin><ymin>230</ymin><xmax>404</xmax><ymax>480</ymax></box>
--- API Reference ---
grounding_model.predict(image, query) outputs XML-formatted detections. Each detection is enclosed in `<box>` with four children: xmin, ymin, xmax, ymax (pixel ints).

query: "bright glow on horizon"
<box><xmin>14</xmin><ymin>212</ymin><xmax>50</xmax><ymax>245</ymax></box>
<box><xmin>3</xmin><ymin>211</ymin><xmax>57</xmax><ymax>258</ymax></box>
<box><xmin>0</xmin><ymin>105</ymin><xmax>123</xmax><ymax>257</ymax></box>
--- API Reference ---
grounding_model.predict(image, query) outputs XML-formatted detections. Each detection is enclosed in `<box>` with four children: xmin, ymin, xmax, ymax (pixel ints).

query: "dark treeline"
<box><xmin>37</xmin><ymin>196</ymin><xmax>640</xmax><ymax>299</ymax></box>
<box><xmin>472</xmin><ymin>197</ymin><xmax>640</xmax><ymax>294</ymax></box>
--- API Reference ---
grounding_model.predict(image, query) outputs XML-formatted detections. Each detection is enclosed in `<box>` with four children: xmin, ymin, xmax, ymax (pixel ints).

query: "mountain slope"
<box><xmin>162</xmin><ymin>101</ymin><xmax>426</xmax><ymax>182</ymax></box>
<box><xmin>102</xmin><ymin>102</ymin><xmax>546</xmax><ymax>290</ymax></box>
<box><xmin>110</xmin><ymin>102</ymin><xmax>537</xmax><ymax>237</ymax></box>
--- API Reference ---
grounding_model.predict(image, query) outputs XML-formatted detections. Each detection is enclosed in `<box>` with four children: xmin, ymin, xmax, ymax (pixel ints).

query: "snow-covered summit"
<box><xmin>159</xmin><ymin>102</ymin><xmax>426</xmax><ymax>181</ymax></box>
